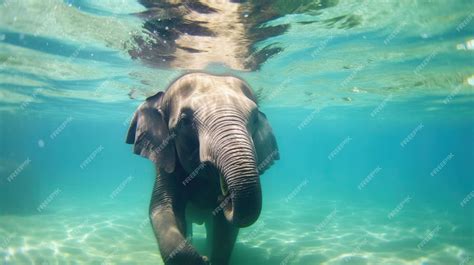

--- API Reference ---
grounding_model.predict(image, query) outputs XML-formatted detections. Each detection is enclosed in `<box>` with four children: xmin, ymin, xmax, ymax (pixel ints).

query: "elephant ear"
<box><xmin>126</xmin><ymin>92</ymin><xmax>176</xmax><ymax>173</ymax></box>
<box><xmin>253</xmin><ymin>111</ymin><xmax>279</xmax><ymax>174</ymax></box>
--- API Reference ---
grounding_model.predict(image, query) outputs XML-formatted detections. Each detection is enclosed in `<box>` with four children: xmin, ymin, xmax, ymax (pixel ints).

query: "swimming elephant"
<box><xmin>126</xmin><ymin>73</ymin><xmax>279</xmax><ymax>265</ymax></box>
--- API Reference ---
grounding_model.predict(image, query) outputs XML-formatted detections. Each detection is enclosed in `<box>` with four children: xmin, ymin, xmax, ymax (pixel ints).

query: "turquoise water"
<box><xmin>1</xmin><ymin>1</ymin><xmax>473</xmax><ymax>264</ymax></box>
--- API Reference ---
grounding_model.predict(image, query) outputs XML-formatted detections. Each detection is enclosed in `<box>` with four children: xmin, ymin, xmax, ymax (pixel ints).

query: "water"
<box><xmin>1</xmin><ymin>0</ymin><xmax>473</xmax><ymax>264</ymax></box>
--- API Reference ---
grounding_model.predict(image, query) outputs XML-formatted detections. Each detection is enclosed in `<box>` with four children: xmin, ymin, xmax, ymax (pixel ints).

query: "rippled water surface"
<box><xmin>1</xmin><ymin>1</ymin><xmax>473</xmax><ymax>264</ymax></box>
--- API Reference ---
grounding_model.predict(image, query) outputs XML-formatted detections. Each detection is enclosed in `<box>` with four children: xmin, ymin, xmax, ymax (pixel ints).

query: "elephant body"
<box><xmin>126</xmin><ymin>73</ymin><xmax>279</xmax><ymax>265</ymax></box>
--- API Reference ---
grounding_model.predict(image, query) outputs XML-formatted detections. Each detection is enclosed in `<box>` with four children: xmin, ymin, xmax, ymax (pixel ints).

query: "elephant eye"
<box><xmin>178</xmin><ymin>113</ymin><xmax>192</xmax><ymax>128</ymax></box>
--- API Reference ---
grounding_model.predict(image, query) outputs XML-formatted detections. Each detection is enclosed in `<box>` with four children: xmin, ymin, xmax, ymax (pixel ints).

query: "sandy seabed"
<box><xmin>1</xmin><ymin>199</ymin><xmax>472</xmax><ymax>265</ymax></box>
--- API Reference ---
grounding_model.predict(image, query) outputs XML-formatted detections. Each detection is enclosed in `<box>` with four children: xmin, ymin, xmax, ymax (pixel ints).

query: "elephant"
<box><xmin>126</xmin><ymin>72</ymin><xmax>279</xmax><ymax>265</ymax></box>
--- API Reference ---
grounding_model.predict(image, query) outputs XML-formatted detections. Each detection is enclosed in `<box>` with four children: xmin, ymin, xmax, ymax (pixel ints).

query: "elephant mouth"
<box><xmin>208</xmin><ymin>131</ymin><xmax>261</xmax><ymax>227</ymax></box>
<box><xmin>219</xmin><ymin>173</ymin><xmax>234</xmax><ymax>222</ymax></box>
<box><xmin>219</xmin><ymin>173</ymin><xmax>229</xmax><ymax>196</ymax></box>
<box><xmin>217</xmin><ymin>170</ymin><xmax>261</xmax><ymax>228</ymax></box>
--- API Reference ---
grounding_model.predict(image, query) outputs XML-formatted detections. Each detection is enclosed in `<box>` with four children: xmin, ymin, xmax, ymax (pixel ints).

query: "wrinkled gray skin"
<box><xmin>126</xmin><ymin>73</ymin><xmax>279</xmax><ymax>265</ymax></box>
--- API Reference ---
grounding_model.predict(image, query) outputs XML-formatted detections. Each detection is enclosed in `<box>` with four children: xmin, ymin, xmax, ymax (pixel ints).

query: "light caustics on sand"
<box><xmin>0</xmin><ymin>200</ymin><xmax>471</xmax><ymax>265</ymax></box>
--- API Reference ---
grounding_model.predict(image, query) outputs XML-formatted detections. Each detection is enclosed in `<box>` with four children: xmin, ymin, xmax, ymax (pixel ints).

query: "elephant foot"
<box><xmin>165</xmin><ymin>253</ymin><xmax>209</xmax><ymax>265</ymax></box>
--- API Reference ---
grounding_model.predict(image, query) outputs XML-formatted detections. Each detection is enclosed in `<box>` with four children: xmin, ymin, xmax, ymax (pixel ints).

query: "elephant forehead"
<box><xmin>164</xmin><ymin>74</ymin><xmax>257</xmax><ymax>123</ymax></box>
<box><xmin>189</xmin><ymin>92</ymin><xmax>254</xmax><ymax>112</ymax></box>
<box><xmin>168</xmin><ymin>73</ymin><xmax>249</xmax><ymax>97</ymax></box>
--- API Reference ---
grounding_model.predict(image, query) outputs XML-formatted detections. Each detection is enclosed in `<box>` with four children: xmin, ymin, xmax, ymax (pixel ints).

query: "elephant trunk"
<box><xmin>217</xmin><ymin>141</ymin><xmax>261</xmax><ymax>228</ymax></box>
<box><xmin>200</xmin><ymin>109</ymin><xmax>262</xmax><ymax>228</ymax></box>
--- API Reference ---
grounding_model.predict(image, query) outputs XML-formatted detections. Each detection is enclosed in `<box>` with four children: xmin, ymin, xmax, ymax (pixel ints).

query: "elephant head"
<box><xmin>126</xmin><ymin>73</ymin><xmax>279</xmax><ymax>227</ymax></box>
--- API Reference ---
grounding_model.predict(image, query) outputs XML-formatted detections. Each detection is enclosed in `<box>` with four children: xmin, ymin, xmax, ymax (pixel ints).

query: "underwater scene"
<box><xmin>0</xmin><ymin>0</ymin><xmax>473</xmax><ymax>264</ymax></box>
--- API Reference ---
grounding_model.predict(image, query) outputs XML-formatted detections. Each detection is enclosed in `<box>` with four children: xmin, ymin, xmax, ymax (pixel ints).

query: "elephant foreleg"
<box><xmin>209</xmin><ymin>213</ymin><xmax>239</xmax><ymax>265</ymax></box>
<box><xmin>149</xmin><ymin>173</ymin><xmax>208</xmax><ymax>265</ymax></box>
